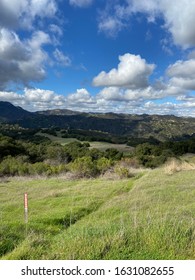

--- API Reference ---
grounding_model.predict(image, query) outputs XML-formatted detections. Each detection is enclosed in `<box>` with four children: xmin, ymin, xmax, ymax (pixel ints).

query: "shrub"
<box><xmin>63</xmin><ymin>141</ymin><xmax>90</xmax><ymax>161</ymax></box>
<box><xmin>30</xmin><ymin>162</ymin><xmax>51</xmax><ymax>175</ymax></box>
<box><xmin>120</xmin><ymin>158</ymin><xmax>140</xmax><ymax>168</ymax></box>
<box><xmin>88</xmin><ymin>148</ymin><xmax>104</xmax><ymax>160</ymax></box>
<box><xmin>69</xmin><ymin>156</ymin><xmax>98</xmax><ymax>178</ymax></box>
<box><xmin>104</xmin><ymin>148</ymin><xmax>123</xmax><ymax>161</ymax></box>
<box><xmin>96</xmin><ymin>157</ymin><xmax>113</xmax><ymax>174</ymax></box>
<box><xmin>114</xmin><ymin>166</ymin><xmax>130</xmax><ymax>178</ymax></box>
<box><xmin>0</xmin><ymin>156</ymin><xmax>30</xmax><ymax>176</ymax></box>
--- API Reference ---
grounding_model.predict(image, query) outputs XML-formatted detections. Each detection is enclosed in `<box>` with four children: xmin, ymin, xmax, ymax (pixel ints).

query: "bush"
<box><xmin>88</xmin><ymin>148</ymin><xmax>104</xmax><ymax>160</ymax></box>
<box><xmin>0</xmin><ymin>156</ymin><xmax>30</xmax><ymax>176</ymax></box>
<box><xmin>114</xmin><ymin>166</ymin><xmax>130</xmax><ymax>178</ymax></box>
<box><xmin>69</xmin><ymin>156</ymin><xmax>98</xmax><ymax>178</ymax></box>
<box><xmin>0</xmin><ymin>156</ymin><xmax>67</xmax><ymax>177</ymax></box>
<box><xmin>120</xmin><ymin>157</ymin><xmax>140</xmax><ymax>168</ymax></box>
<box><xmin>31</xmin><ymin>162</ymin><xmax>51</xmax><ymax>175</ymax></box>
<box><xmin>96</xmin><ymin>157</ymin><xmax>113</xmax><ymax>174</ymax></box>
<box><xmin>63</xmin><ymin>141</ymin><xmax>90</xmax><ymax>161</ymax></box>
<box><xmin>135</xmin><ymin>143</ymin><xmax>173</xmax><ymax>168</ymax></box>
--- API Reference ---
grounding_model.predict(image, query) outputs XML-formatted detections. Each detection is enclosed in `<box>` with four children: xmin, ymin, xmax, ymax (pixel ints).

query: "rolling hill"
<box><xmin>1</xmin><ymin>101</ymin><xmax>195</xmax><ymax>141</ymax></box>
<box><xmin>1</xmin><ymin>166</ymin><xmax>195</xmax><ymax>259</ymax></box>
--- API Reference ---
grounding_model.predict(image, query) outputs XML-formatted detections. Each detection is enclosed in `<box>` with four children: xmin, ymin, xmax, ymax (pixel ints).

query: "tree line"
<box><xmin>1</xmin><ymin>129</ymin><xmax>195</xmax><ymax>177</ymax></box>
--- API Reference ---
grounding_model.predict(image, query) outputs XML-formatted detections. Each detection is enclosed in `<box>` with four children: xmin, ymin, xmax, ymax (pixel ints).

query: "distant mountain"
<box><xmin>0</xmin><ymin>101</ymin><xmax>33</xmax><ymax>122</ymax></box>
<box><xmin>37</xmin><ymin>108</ymin><xmax>81</xmax><ymax>116</ymax></box>
<box><xmin>1</xmin><ymin>101</ymin><xmax>195</xmax><ymax>141</ymax></box>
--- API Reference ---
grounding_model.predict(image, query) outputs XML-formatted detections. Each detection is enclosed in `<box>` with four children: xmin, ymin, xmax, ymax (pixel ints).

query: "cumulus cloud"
<box><xmin>24</xmin><ymin>88</ymin><xmax>56</xmax><ymax>102</ymax></box>
<box><xmin>67</xmin><ymin>88</ymin><xmax>94</xmax><ymax>104</ymax></box>
<box><xmin>160</xmin><ymin>0</ymin><xmax>195</xmax><ymax>48</ymax></box>
<box><xmin>92</xmin><ymin>52</ymin><xmax>193</xmax><ymax>104</ymax></box>
<box><xmin>98</xmin><ymin>87</ymin><xmax>123</xmax><ymax>101</ymax></box>
<box><xmin>69</xmin><ymin>0</ymin><xmax>93</xmax><ymax>8</ymax></box>
<box><xmin>0</xmin><ymin>88</ymin><xmax>66</xmax><ymax>110</ymax></box>
<box><xmin>93</xmin><ymin>53</ymin><xmax>155</xmax><ymax>89</ymax></box>
<box><xmin>0</xmin><ymin>91</ymin><xmax>23</xmax><ymax>101</ymax></box>
<box><xmin>0</xmin><ymin>87</ymin><xmax>95</xmax><ymax>111</ymax></box>
<box><xmin>167</xmin><ymin>58</ymin><xmax>195</xmax><ymax>90</ymax></box>
<box><xmin>0</xmin><ymin>29</ymin><xmax>50</xmax><ymax>89</ymax></box>
<box><xmin>0</xmin><ymin>0</ymin><xmax>61</xmax><ymax>90</ymax></box>
<box><xmin>167</xmin><ymin>59</ymin><xmax>195</xmax><ymax>79</ymax></box>
<box><xmin>24</xmin><ymin>88</ymin><xmax>65</xmax><ymax>109</ymax></box>
<box><xmin>0</xmin><ymin>0</ymin><xmax>57</xmax><ymax>30</ymax></box>
<box><xmin>93</xmin><ymin>52</ymin><xmax>195</xmax><ymax>106</ymax></box>
<box><xmin>1</xmin><ymin>85</ymin><xmax>195</xmax><ymax>116</ymax></box>
<box><xmin>98</xmin><ymin>86</ymin><xmax>167</xmax><ymax>102</ymax></box>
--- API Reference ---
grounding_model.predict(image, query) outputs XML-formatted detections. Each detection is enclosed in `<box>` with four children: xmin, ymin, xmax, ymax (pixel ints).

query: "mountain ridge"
<box><xmin>1</xmin><ymin>101</ymin><xmax>195</xmax><ymax>141</ymax></box>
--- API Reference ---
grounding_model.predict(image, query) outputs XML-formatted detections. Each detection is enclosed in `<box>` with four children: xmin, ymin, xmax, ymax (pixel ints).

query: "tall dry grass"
<box><xmin>164</xmin><ymin>158</ymin><xmax>195</xmax><ymax>175</ymax></box>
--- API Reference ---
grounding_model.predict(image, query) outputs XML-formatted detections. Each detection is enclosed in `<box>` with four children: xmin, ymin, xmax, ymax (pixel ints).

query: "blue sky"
<box><xmin>1</xmin><ymin>0</ymin><xmax>195</xmax><ymax>116</ymax></box>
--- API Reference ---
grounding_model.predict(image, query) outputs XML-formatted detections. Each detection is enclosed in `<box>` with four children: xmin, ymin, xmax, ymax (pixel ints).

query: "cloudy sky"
<box><xmin>1</xmin><ymin>0</ymin><xmax>195</xmax><ymax>116</ymax></box>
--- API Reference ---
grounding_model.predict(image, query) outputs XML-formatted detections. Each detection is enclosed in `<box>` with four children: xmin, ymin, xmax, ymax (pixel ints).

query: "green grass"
<box><xmin>37</xmin><ymin>132</ymin><xmax>78</xmax><ymax>144</ymax></box>
<box><xmin>89</xmin><ymin>141</ymin><xmax>133</xmax><ymax>153</ymax></box>
<box><xmin>37</xmin><ymin>132</ymin><xmax>133</xmax><ymax>153</ymax></box>
<box><xmin>0</xmin><ymin>168</ymin><xmax>195</xmax><ymax>260</ymax></box>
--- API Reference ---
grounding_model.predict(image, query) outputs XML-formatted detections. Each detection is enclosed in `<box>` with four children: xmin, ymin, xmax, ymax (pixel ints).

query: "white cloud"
<box><xmin>98</xmin><ymin>87</ymin><xmax>123</xmax><ymax>101</ymax></box>
<box><xmin>0</xmin><ymin>0</ymin><xmax>57</xmax><ymax>30</ymax></box>
<box><xmin>143</xmin><ymin>101</ymin><xmax>195</xmax><ymax>117</ymax></box>
<box><xmin>98</xmin><ymin>85</ymin><xmax>167</xmax><ymax>102</ymax></box>
<box><xmin>92</xmin><ymin>52</ymin><xmax>195</xmax><ymax>114</ymax></box>
<box><xmin>53</xmin><ymin>49</ymin><xmax>71</xmax><ymax>67</ymax></box>
<box><xmin>97</xmin><ymin>2</ymin><xmax>129</xmax><ymax>37</ymax></box>
<box><xmin>167</xmin><ymin>59</ymin><xmax>195</xmax><ymax>79</ymax></box>
<box><xmin>0</xmin><ymin>28</ymin><xmax>30</xmax><ymax>61</ymax></box>
<box><xmin>167</xmin><ymin>58</ymin><xmax>195</xmax><ymax>90</ymax></box>
<box><xmin>99</xmin><ymin>0</ymin><xmax>195</xmax><ymax>48</ymax></box>
<box><xmin>0</xmin><ymin>0</ymin><xmax>26</xmax><ymax>28</ymax></box>
<box><xmin>67</xmin><ymin>88</ymin><xmax>94</xmax><ymax>104</ymax></box>
<box><xmin>0</xmin><ymin>91</ymin><xmax>23</xmax><ymax>101</ymax></box>
<box><xmin>49</xmin><ymin>24</ymin><xmax>63</xmax><ymax>37</ymax></box>
<box><xmin>0</xmin><ymin>88</ymin><xmax>66</xmax><ymax>110</ymax></box>
<box><xmin>93</xmin><ymin>53</ymin><xmax>155</xmax><ymax>89</ymax></box>
<box><xmin>1</xmin><ymin>85</ymin><xmax>195</xmax><ymax>116</ymax></box>
<box><xmin>29</xmin><ymin>0</ymin><xmax>57</xmax><ymax>18</ymax></box>
<box><xmin>0</xmin><ymin>0</ymin><xmax>61</xmax><ymax>90</ymax></box>
<box><xmin>69</xmin><ymin>0</ymin><xmax>93</xmax><ymax>8</ymax></box>
<box><xmin>0</xmin><ymin>29</ymin><xmax>50</xmax><ymax>89</ymax></box>
<box><xmin>124</xmin><ymin>87</ymin><xmax>164</xmax><ymax>101</ymax></box>
<box><xmin>98</xmin><ymin>16</ymin><xmax>125</xmax><ymax>38</ymax></box>
<box><xmin>160</xmin><ymin>0</ymin><xmax>195</xmax><ymax>48</ymax></box>
<box><xmin>24</xmin><ymin>88</ymin><xmax>56</xmax><ymax>102</ymax></box>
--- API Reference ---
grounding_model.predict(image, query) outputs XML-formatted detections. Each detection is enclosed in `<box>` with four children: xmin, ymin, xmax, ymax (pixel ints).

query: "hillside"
<box><xmin>37</xmin><ymin>108</ymin><xmax>81</xmax><ymax>116</ymax></box>
<box><xmin>1</xmin><ymin>166</ymin><xmax>195</xmax><ymax>260</ymax></box>
<box><xmin>1</xmin><ymin>101</ymin><xmax>195</xmax><ymax>141</ymax></box>
<box><xmin>0</xmin><ymin>101</ymin><xmax>33</xmax><ymax>122</ymax></box>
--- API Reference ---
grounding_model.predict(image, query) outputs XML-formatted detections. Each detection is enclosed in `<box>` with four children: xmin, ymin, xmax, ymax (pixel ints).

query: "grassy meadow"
<box><xmin>1</xmin><ymin>165</ymin><xmax>195</xmax><ymax>260</ymax></box>
<box><xmin>37</xmin><ymin>132</ymin><xmax>133</xmax><ymax>154</ymax></box>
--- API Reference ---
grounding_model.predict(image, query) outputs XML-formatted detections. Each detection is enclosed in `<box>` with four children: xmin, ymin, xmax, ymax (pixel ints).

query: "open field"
<box><xmin>1</xmin><ymin>166</ymin><xmax>195</xmax><ymax>260</ymax></box>
<box><xmin>37</xmin><ymin>132</ymin><xmax>134</xmax><ymax>153</ymax></box>
<box><xmin>89</xmin><ymin>141</ymin><xmax>133</xmax><ymax>153</ymax></box>
<box><xmin>37</xmin><ymin>132</ymin><xmax>78</xmax><ymax>144</ymax></box>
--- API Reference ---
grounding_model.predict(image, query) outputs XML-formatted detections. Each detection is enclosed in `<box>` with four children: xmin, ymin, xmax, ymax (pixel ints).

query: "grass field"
<box><xmin>37</xmin><ymin>132</ymin><xmax>134</xmax><ymax>153</ymax></box>
<box><xmin>37</xmin><ymin>132</ymin><xmax>78</xmax><ymax>144</ymax></box>
<box><xmin>0</xmin><ymin>167</ymin><xmax>195</xmax><ymax>260</ymax></box>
